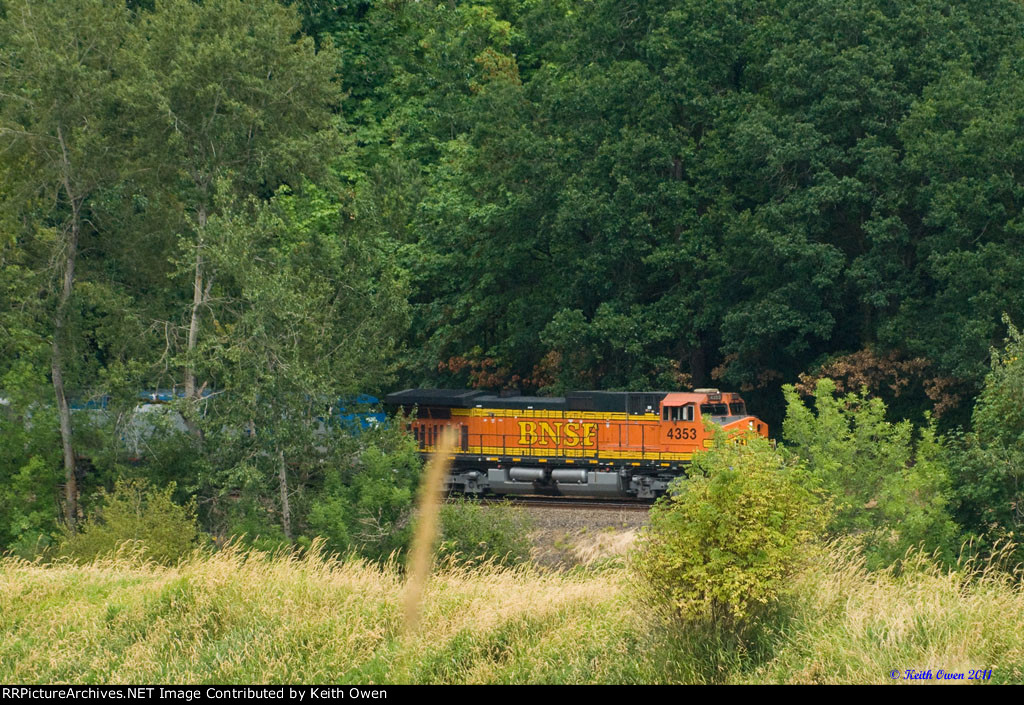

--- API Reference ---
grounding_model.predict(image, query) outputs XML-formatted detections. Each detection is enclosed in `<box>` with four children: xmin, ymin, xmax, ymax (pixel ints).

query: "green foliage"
<box><xmin>949</xmin><ymin>317</ymin><xmax>1024</xmax><ymax>557</ymax></box>
<box><xmin>202</xmin><ymin>185</ymin><xmax>409</xmax><ymax>405</ymax></box>
<box><xmin>633</xmin><ymin>432</ymin><xmax>823</xmax><ymax>633</ymax></box>
<box><xmin>58</xmin><ymin>479</ymin><xmax>205</xmax><ymax>565</ymax></box>
<box><xmin>391</xmin><ymin>0</ymin><xmax>1024</xmax><ymax>427</ymax></box>
<box><xmin>972</xmin><ymin>317</ymin><xmax>1024</xmax><ymax>452</ymax></box>
<box><xmin>217</xmin><ymin>490</ymin><xmax>293</xmax><ymax>554</ymax></box>
<box><xmin>187</xmin><ymin>185</ymin><xmax>410</xmax><ymax>542</ymax></box>
<box><xmin>306</xmin><ymin>424</ymin><xmax>423</xmax><ymax>560</ymax></box>
<box><xmin>437</xmin><ymin>499</ymin><xmax>534</xmax><ymax>568</ymax></box>
<box><xmin>0</xmin><ymin>0</ymin><xmax>143</xmax><ymax>528</ymax></box>
<box><xmin>0</xmin><ymin>450</ymin><xmax>61</xmax><ymax>558</ymax></box>
<box><xmin>7</xmin><ymin>0</ymin><xmax>1024</xmax><ymax>568</ymax></box>
<box><xmin>128</xmin><ymin>0</ymin><xmax>341</xmax><ymax>202</ymax></box>
<box><xmin>782</xmin><ymin>379</ymin><xmax>958</xmax><ymax>568</ymax></box>
<box><xmin>0</xmin><ymin>360</ymin><xmax>62</xmax><ymax>556</ymax></box>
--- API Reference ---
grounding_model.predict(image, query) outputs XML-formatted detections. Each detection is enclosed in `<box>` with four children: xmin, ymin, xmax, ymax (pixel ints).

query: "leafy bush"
<box><xmin>306</xmin><ymin>427</ymin><xmax>423</xmax><ymax>560</ymax></box>
<box><xmin>58</xmin><ymin>479</ymin><xmax>205</xmax><ymax>564</ymax></box>
<box><xmin>972</xmin><ymin>317</ymin><xmax>1024</xmax><ymax>452</ymax></box>
<box><xmin>0</xmin><ymin>362</ymin><xmax>63</xmax><ymax>557</ymax></box>
<box><xmin>437</xmin><ymin>498</ymin><xmax>534</xmax><ymax>568</ymax></box>
<box><xmin>950</xmin><ymin>317</ymin><xmax>1024</xmax><ymax>558</ymax></box>
<box><xmin>217</xmin><ymin>486</ymin><xmax>293</xmax><ymax>553</ymax></box>
<box><xmin>632</xmin><ymin>432</ymin><xmax>823</xmax><ymax>634</ymax></box>
<box><xmin>782</xmin><ymin>379</ymin><xmax>958</xmax><ymax>568</ymax></box>
<box><xmin>951</xmin><ymin>441</ymin><xmax>1023</xmax><ymax>559</ymax></box>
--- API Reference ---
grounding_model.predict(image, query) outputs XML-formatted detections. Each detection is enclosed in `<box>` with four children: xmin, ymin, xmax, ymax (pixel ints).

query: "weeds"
<box><xmin>3</xmin><ymin>542</ymin><xmax>1024</xmax><ymax>683</ymax></box>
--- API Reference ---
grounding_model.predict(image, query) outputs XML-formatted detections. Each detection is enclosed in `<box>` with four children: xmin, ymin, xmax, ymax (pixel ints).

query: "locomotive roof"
<box><xmin>385</xmin><ymin>388</ymin><xmax>672</xmax><ymax>414</ymax></box>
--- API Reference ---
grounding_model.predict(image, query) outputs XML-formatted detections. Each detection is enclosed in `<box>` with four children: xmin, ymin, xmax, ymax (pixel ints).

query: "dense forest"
<box><xmin>2</xmin><ymin>0</ymin><xmax>1024</xmax><ymax>561</ymax></box>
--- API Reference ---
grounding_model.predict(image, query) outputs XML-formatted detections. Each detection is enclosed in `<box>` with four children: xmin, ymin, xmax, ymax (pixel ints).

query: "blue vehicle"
<box><xmin>1</xmin><ymin>390</ymin><xmax>387</xmax><ymax>461</ymax></box>
<box><xmin>334</xmin><ymin>394</ymin><xmax>387</xmax><ymax>431</ymax></box>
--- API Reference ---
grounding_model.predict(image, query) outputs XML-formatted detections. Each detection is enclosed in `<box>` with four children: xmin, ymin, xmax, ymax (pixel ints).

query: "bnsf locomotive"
<box><xmin>385</xmin><ymin>388</ymin><xmax>768</xmax><ymax>499</ymax></box>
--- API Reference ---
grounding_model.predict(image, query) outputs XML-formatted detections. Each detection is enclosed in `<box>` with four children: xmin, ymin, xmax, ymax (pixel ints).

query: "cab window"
<box><xmin>663</xmin><ymin>404</ymin><xmax>695</xmax><ymax>422</ymax></box>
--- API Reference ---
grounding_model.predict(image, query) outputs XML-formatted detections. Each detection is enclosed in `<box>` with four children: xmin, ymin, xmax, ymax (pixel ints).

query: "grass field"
<box><xmin>2</xmin><ymin>544</ymin><xmax>1023</xmax><ymax>684</ymax></box>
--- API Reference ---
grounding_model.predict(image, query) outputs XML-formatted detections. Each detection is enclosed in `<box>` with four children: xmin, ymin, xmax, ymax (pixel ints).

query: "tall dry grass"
<box><xmin>0</xmin><ymin>542</ymin><xmax>643</xmax><ymax>684</ymax></box>
<box><xmin>742</xmin><ymin>542</ymin><xmax>1024</xmax><ymax>684</ymax></box>
<box><xmin>402</xmin><ymin>428</ymin><xmax>456</xmax><ymax>631</ymax></box>
<box><xmin>3</xmin><ymin>541</ymin><xmax>1024</xmax><ymax>683</ymax></box>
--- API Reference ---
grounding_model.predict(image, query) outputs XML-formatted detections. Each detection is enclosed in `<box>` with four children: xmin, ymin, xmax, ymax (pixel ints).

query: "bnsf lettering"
<box><xmin>518</xmin><ymin>421</ymin><xmax>597</xmax><ymax>447</ymax></box>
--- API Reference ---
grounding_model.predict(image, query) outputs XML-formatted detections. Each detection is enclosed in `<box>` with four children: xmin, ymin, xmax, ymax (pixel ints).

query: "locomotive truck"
<box><xmin>385</xmin><ymin>388</ymin><xmax>769</xmax><ymax>499</ymax></box>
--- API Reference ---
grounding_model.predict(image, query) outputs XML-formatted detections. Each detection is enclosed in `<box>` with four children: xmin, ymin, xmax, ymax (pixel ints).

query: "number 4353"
<box><xmin>667</xmin><ymin>427</ymin><xmax>697</xmax><ymax>440</ymax></box>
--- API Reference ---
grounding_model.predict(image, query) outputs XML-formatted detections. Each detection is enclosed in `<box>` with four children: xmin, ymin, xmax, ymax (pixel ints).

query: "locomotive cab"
<box><xmin>660</xmin><ymin>389</ymin><xmax>768</xmax><ymax>442</ymax></box>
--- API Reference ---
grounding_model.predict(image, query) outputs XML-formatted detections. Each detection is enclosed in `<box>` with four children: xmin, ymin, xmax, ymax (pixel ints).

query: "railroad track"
<box><xmin>448</xmin><ymin>495</ymin><xmax>653</xmax><ymax>511</ymax></box>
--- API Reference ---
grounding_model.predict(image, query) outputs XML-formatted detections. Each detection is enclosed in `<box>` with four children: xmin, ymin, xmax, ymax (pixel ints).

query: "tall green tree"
<box><xmin>0</xmin><ymin>0</ymin><xmax>134</xmax><ymax>528</ymax></box>
<box><xmin>397</xmin><ymin>0</ymin><xmax>1024</xmax><ymax>429</ymax></box>
<box><xmin>195</xmin><ymin>186</ymin><xmax>409</xmax><ymax>541</ymax></box>
<box><xmin>124</xmin><ymin>0</ymin><xmax>342</xmax><ymax>418</ymax></box>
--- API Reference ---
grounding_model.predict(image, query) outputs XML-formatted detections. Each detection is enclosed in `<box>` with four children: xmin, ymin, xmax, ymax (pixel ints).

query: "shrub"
<box><xmin>951</xmin><ymin>317</ymin><xmax>1024</xmax><ymax>558</ymax></box>
<box><xmin>438</xmin><ymin>498</ymin><xmax>534</xmax><ymax>568</ymax></box>
<box><xmin>632</xmin><ymin>432</ymin><xmax>823</xmax><ymax>634</ymax></box>
<box><xmin>306</xmin><ymin>428</ymin><xmax>423</xmax><ymax>560</ymax></box>
<box><xmin>782</xmin><ymin>379</ymin><xmax>958</xmax><ymax>568</ymax></box>
<box><xmin>58</xmin><ymin>479</ymin><xmax>205</xmax><ymax>564</ymax></box>
<box><xmin>0</xmin><ymin>364</ymin><xmax>63</xmax><ymax>557</ymax></box>
<box><xmin>972</xmin><ymin>317</ymin><xmax>1024</xmax><ymax>452</ymax></box>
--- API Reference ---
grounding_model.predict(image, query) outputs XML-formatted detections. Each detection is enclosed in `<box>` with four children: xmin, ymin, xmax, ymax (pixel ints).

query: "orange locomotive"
<box><xmin>385</xmin><ymin>388</ymin><xmax>768</xmax><ymax>499</ymax></box>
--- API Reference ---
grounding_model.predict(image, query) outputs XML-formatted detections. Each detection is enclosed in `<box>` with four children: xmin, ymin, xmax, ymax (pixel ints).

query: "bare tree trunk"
<box><xmin>278</xmin><ymin>449</ymin><xmax>292</xmax><ymax>542</ymax></box>
<box><xmin>689</xmin><ymin>340</ymin><xmax>707</xmax><ymax>388</ymax></box>
<box><xmin>53</xmin><ymin>326</ymin><xmax>77</xmax><ymax>530</ymax></box>
<box><xmin>184</xmin><ymin>249</ymin><xmax>202</xmax><ymax>400</ymax></box>
<box><xmin>182</xmin><ymin>206</ymin><xmax>210</xmax><ymax>437</ymax></box>
<box><xmin>184</xmin><ymin>205</ymin><xmax>207</xmax><ymax>402</ymax></box>
<box><xmin>54</xmin><ymin>127</ymin><xmax>79</xmax><ymax>529</ymax></box>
